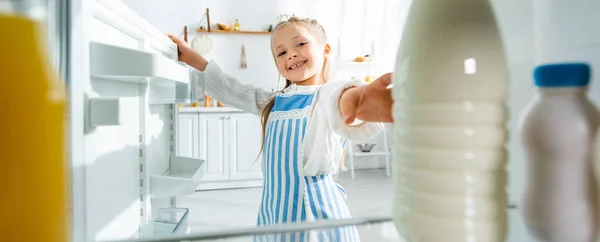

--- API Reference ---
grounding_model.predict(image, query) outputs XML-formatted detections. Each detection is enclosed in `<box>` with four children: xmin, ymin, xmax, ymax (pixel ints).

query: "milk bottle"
<box><xmin>520</xmin><ymin>63</ymin><xmax>599</xmax><ymax>242</ymax></box>
<box><xmin>392</xmin><ymin>0</ymin><xmax>508</xmax><ymax>241</ymax></box>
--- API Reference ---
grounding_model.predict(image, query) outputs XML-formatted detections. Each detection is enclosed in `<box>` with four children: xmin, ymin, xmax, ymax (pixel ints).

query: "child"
<box><xmin>168</xmin><ymin>17</ymin><xmax>392</xmax><ymax>242</ymax></box>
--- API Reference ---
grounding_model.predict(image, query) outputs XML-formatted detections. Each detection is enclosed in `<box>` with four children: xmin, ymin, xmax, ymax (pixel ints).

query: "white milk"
<box><xmin>392</xmin><ymin>0</ymin><xmax>508</xmax><ymax>241</ymax></box>
<box><xmin>520</xmin><ymin>63</ymin><xmax>599</xmax><ymax>242</ymax></box>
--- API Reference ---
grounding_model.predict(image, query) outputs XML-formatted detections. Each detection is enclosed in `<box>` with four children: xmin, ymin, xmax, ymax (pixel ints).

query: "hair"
<box><xmin>257</xmin><ymin>17</ymin><xmax>332</xmax><ymax>159</ymax></box>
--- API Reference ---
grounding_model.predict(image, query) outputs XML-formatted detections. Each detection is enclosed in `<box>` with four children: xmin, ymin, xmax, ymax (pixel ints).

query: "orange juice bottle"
<box><xmin>0</xmin><ymin>14</ymin><xmax>69</xmax><ymax>242</ymax></box>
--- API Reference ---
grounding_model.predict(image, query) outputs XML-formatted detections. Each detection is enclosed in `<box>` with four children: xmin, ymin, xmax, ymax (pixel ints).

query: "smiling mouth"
<box><xmin>288</xmin><ymin>60</ymin><xmax>307</xmax><ymax>70</ymax></box>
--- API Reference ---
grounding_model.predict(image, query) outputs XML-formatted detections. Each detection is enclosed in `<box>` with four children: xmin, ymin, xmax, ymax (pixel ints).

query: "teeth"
<box><xmin>289</xmin><ymin>61</ymin><xmax>306</xmax><ymax>70</ymax></box>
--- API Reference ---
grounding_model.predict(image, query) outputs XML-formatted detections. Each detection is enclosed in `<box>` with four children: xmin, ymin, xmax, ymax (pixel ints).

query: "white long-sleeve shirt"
<box><xmin>194</xmin><ymin>61</ymin><xmax>384</xmax><ymax>175</ymax></box>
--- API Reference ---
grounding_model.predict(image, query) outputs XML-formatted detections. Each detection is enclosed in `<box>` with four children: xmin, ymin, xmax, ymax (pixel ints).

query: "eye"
<box><xmin>277</xmin><ymin>51</ymin><xmax>287</xmax><ymax>57</ymax></box>
<box><xmin>298</xmin><ymin>42</ymin><xmax>307</xmax><ymax>47</ymax></box>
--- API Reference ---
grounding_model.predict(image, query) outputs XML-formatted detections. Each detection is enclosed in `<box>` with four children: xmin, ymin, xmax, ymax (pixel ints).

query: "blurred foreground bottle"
<box><xmin>0</xmin><ymin>5</ymin><xmax>69</xmax><ymax>242</ymax></box>
<box><xmin>392</xmin><ymin>0</ymin><xmax>508</xmax><ymax>241</ymax></box>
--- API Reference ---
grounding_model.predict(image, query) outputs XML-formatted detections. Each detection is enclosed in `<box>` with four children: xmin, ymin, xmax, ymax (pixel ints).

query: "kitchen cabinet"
<box><xmin>177</xmin><ymin>114</ymin><xmax>199</xmax><ymax>159</ymax></box>
<box><xmin>178</xmin><ymin>108</ymin><xmax>264</xmax><ymax>190</ymax></box>
<box><xmin>228</xmin><ymin>113</ymin><xmax>264</xmax><ymax>180</ymax></box>
<box><xmin>198</xmin><ymin>113</ymin><xmax>229</xmax><ymax>182</ymax></box>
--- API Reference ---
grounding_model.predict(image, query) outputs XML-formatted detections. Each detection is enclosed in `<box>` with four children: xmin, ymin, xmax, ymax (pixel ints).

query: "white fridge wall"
<box><xmin>86</xmin><ymin>79</ymin><xmax>141</xmax><ymax>241</ymax></box>
<box><xmin>85</xmin><ymin>7</ymin><xmax>147</xmax><ymax>239</ymax></box>
<box><xmin>68</xmin><ymin>1</ymin><xmax>192</xmax><ymax>241</ymax></box>
<box><xmin>146</xmin><ymin>104</ymin><xmax>176</xmax><ymax>222</ymax></box>
<box><xmin>147</xmin><ymin>105</ymin><xmax>173</xmax><ymax>176</ymax></box>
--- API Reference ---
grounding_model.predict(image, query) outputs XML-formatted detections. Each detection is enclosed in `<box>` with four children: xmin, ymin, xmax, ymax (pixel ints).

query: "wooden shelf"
<box><xmin>197</xmin><ymin>29</ymin><xmax>271</xmax><ymax>35</ymax></box>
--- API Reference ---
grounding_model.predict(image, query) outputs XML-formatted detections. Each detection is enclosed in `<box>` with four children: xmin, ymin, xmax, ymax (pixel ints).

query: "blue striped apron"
<box><xmin>254</xmin><ymin>90</ymin><xmax>360</xmax><ymax>242</ymax></box>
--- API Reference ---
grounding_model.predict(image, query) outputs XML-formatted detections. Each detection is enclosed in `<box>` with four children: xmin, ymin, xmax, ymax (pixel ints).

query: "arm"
<box><xmin>318</xmin><ymin>79</ymin><xmax>385</xmax><ymax>141</ymax></box>
<box><xmin>193</xmin><ymin>62</ymin><xmax>277</xmax><ymax>115</ymax></box>
<box><xmin>167</xmin><ymin>34</ymin><xmax>276</xmax><ymax>114</ymax></box>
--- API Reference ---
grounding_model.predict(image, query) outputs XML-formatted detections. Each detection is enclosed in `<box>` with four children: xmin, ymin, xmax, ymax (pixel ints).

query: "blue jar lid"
<box><xmin>534</xmin><ymin>63</ymin><xmax>591</xmax><ymax>87</ymax></box>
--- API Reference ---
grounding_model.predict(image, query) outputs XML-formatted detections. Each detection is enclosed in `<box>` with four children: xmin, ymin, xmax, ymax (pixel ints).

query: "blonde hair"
<box><xmin>257</xmin><ymin>17</ymin><xmax>334</xmax><ymax>160</ymax></box>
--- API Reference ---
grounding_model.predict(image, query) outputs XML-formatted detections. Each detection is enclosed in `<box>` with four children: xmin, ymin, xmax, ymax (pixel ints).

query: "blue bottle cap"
<box><xmin>533</xmin><ymin>63</ymin><xmax>591</xmax><ymax>87</ymax></box>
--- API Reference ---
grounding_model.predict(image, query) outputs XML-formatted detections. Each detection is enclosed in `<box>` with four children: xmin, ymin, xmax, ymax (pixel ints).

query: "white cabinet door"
<box><xmin>177</xmin><ymin>113</ymin><xmax>199</xmax><ymax>158</ymax></box>
<box><xmin>198</xmin><ymin>114</ymin><xmax>229</xmax><ymax>181</ymax></box>
<box><xmin>228</xmin><ymin>113</ymin><xmax>263</xmax><ymax>180</ymax></box>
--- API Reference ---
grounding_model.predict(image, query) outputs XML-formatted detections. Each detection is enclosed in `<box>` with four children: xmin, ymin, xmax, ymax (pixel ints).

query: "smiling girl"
<box><xmin>169</xmin><ymin>17</ymin><xmax>393</xmax><ymax>242</ymax></box>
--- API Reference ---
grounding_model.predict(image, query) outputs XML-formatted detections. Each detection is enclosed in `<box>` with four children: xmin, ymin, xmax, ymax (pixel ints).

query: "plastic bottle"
<box><xmin>204</xmin><ymin>92</ymin><xmax>213</xmax><ymax>107</ymax></box>
<box><xmin>391</xmin><ymin>0</ymin><xmax>508</xmax><ymax>241</ymax></box>
<box><xmin>0</xmin><ymin>14</ymin><xmax>69</xmax><ymax>242</ymax></box>
<box><xmin>520</xmin><ymin>63</ymin><xmax>599</xmax><ymax>242</ymax></box>
<box><xmin>233</xmin><ymin>19</ymin><xmax>240</xmax><ymax>31</ymax></box>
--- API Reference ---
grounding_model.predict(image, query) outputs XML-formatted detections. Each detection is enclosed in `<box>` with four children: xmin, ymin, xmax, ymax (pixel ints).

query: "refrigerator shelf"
<box><xmin>90</xmin><ymin>41</ymin><xmax>189</xmax><ymax>85</ymax></box>
<box><xmin>150</xmin><ymin>156</ymin><xmax>206</xmax><ymax>198</ymax></box>
<box><xmin>136</xmin><ymin>208</ymin><xmax>190</xmax><ymax>240</ymax></box>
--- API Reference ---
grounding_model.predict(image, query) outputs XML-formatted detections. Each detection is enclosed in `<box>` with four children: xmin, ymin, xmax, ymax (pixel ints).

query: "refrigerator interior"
<box><xmin>68</xmin><ymin>1</ymin><xmax>203</xmax><ymax>241</ymax></box>
<box><xmin>56</xmin><ymin>0</ymin><xmax>600</xmax><ymax>241</ymax></box>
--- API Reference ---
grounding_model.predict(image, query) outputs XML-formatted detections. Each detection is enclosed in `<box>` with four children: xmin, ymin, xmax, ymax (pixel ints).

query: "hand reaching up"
<box><xmin>166</xmin><ymin>34</ymin><xmax>208</xmax><ymax>71</ymax></box>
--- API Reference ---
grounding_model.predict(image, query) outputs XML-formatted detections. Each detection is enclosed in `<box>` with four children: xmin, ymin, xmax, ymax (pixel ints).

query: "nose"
<box><xmin>288</xmin><ymin>53</ymin><xmax>298</xmax><ymax>60</ymax></box>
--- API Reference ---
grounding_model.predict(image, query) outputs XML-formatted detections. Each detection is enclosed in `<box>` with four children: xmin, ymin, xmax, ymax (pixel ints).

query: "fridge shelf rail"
<box><xmin>90</xmin><ymin>41</ymin><xmax>189</xmax><ymax>85</ymax></box>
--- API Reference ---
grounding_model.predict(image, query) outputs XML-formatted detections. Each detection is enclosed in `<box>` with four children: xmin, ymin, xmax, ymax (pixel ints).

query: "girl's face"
<box><xmin>272</xmin><ymin>24</ymin><xmax>330</xmax><ymax>84</ymax></box>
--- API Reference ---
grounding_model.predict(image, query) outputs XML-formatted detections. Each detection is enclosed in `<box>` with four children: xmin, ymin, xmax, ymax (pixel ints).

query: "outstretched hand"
<box><xmin>166</xmin><ymin>34</ymin><xmax>196</xmax><ymax>63</ymax></box>
<box><xmin>166</xmin><ymin>33</ymin><xmax>209</xmax><ymax>71</ymax></box>
<box><xmin>339</xmin><ymin>73</ymin><xmax>394</xmax><ymax>124</ymax></box>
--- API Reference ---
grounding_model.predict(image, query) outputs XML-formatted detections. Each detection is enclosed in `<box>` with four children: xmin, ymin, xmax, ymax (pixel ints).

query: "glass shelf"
<box><xmin>135</xmin><ymin>208</ymin><xmax>190</xmax><ymax>240</ymax></box>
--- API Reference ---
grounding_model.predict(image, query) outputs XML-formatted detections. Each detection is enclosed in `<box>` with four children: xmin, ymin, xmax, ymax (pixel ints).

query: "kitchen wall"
<box><xmin>119</xmin><ymin>0</ymin><xmax>410</xmax><ymax>87</ymax></box>
<box><xmin>121</xmin><ymin>0</ymin><xmax>408</xmax><ymax>169</ymax></box>
<box><xmin>121</xmin><ymin>0</ymin><xmax>334</xmax><ymax>91</ymax></box>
